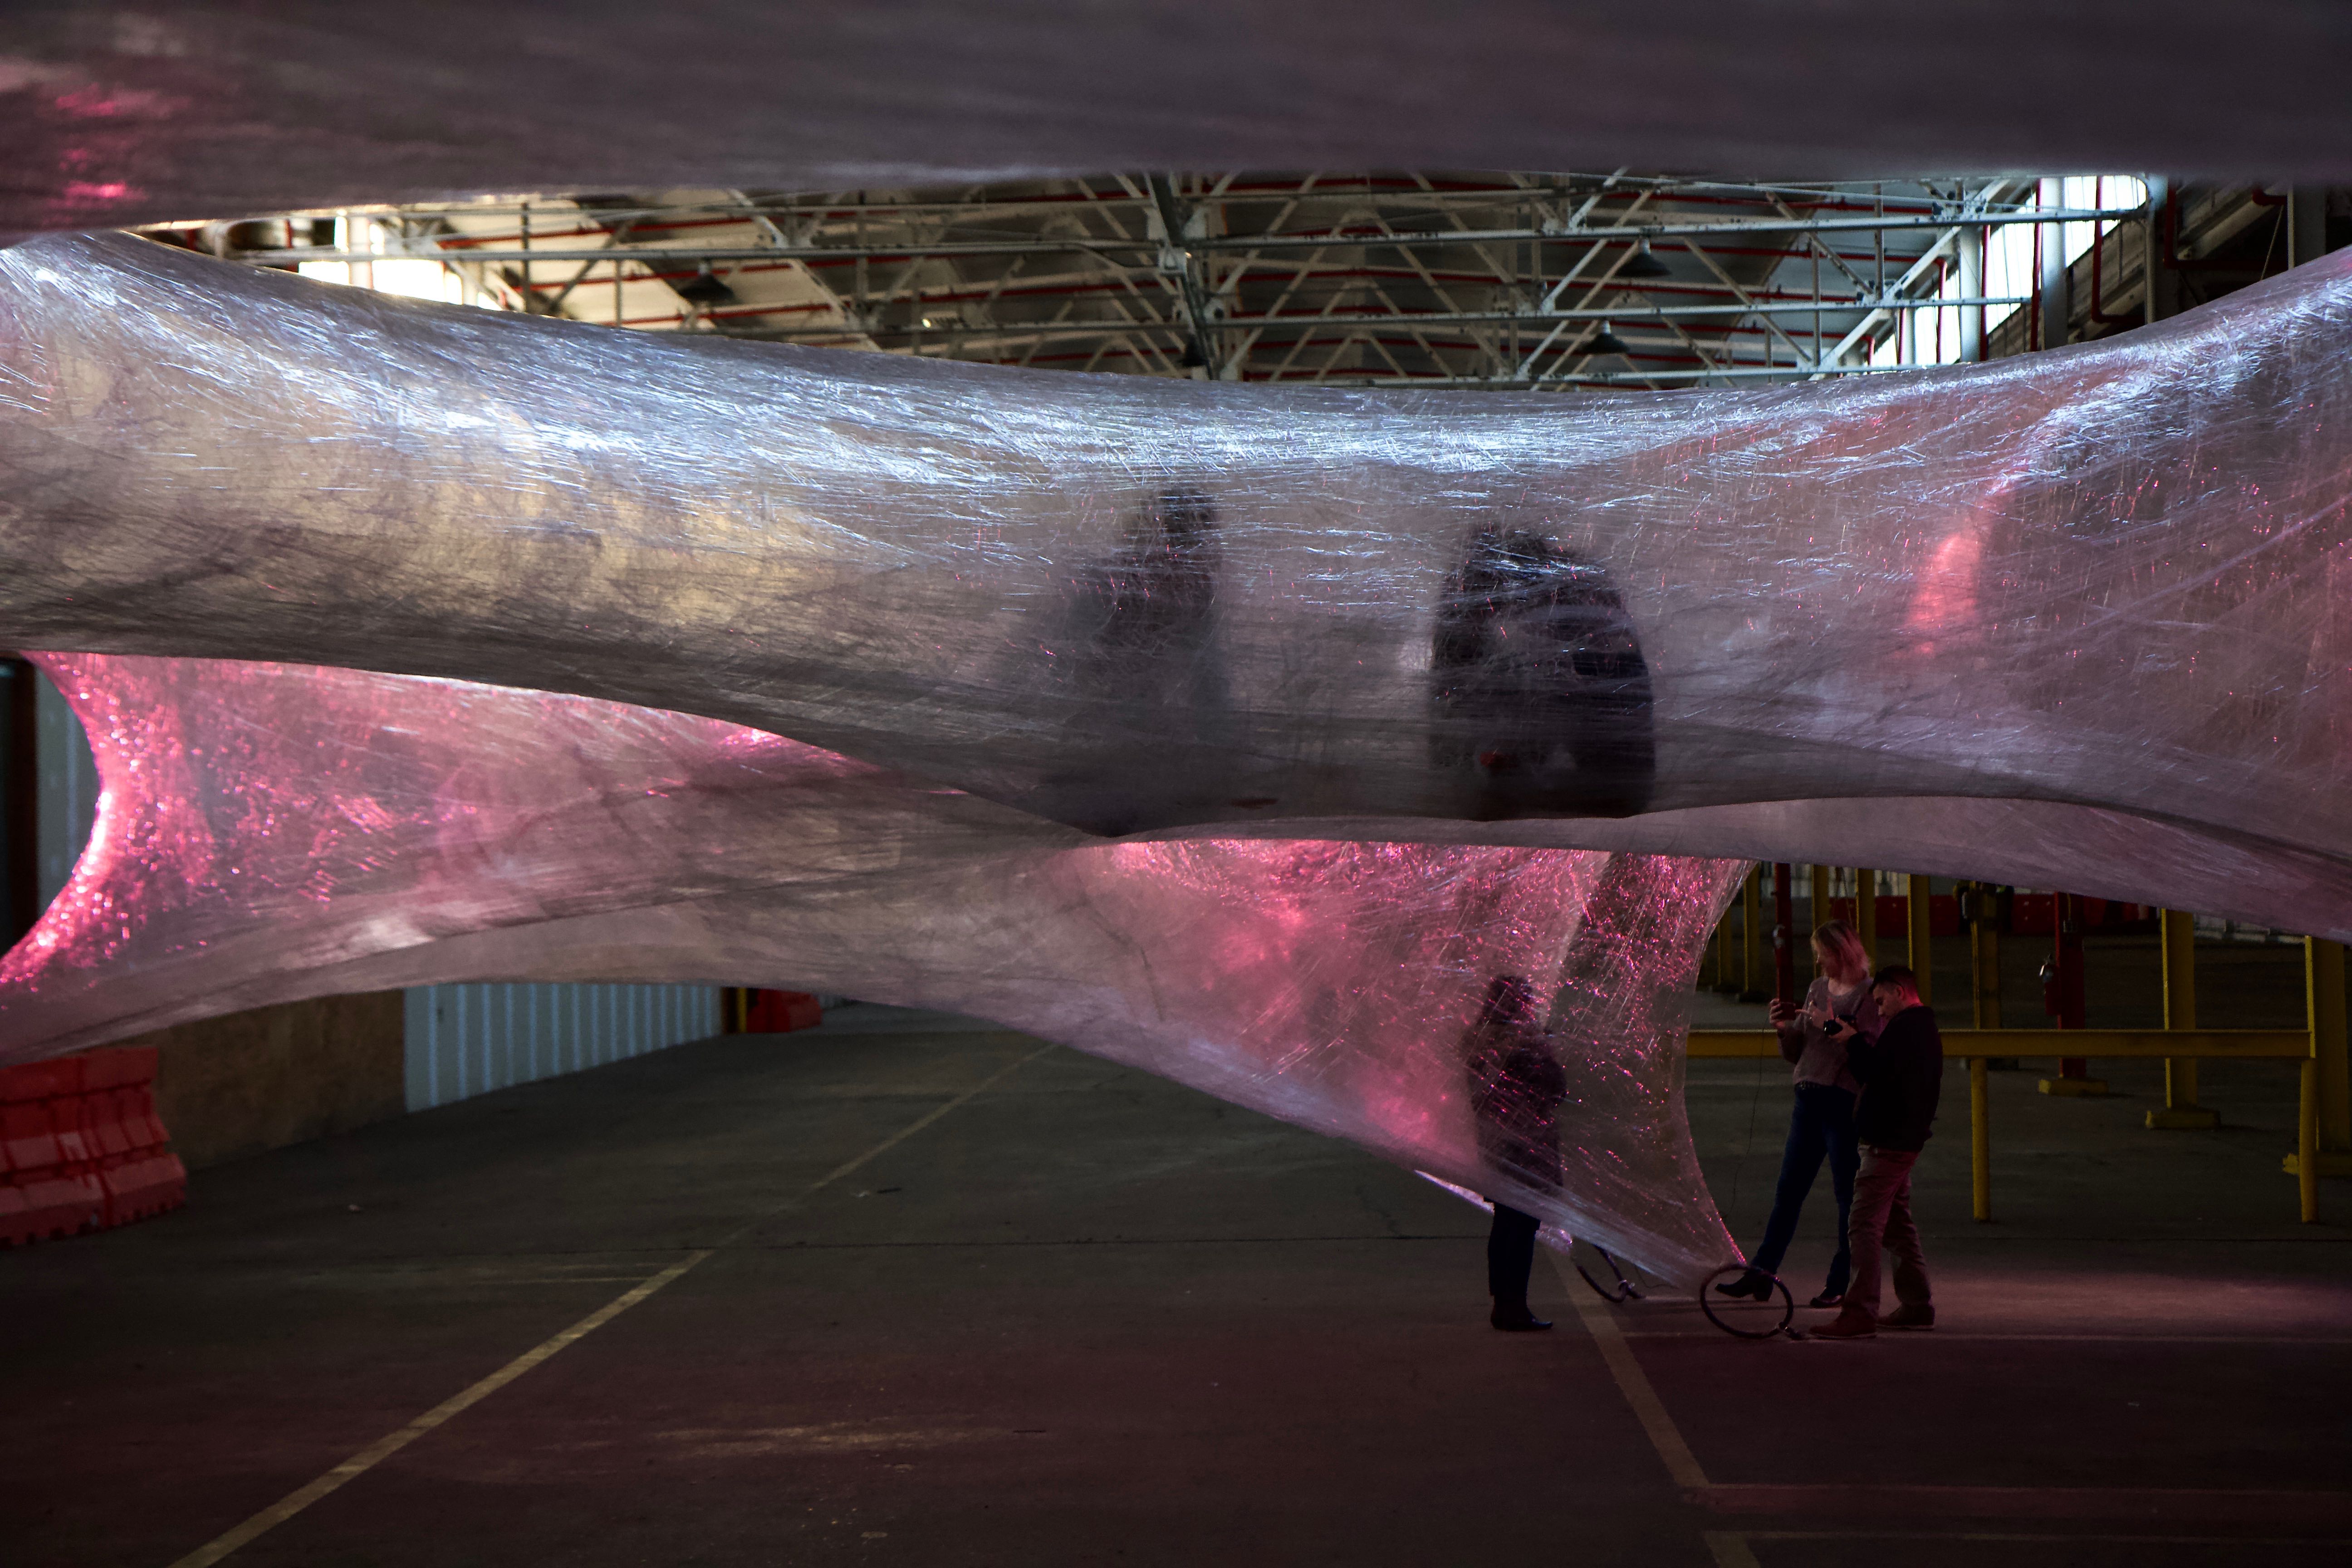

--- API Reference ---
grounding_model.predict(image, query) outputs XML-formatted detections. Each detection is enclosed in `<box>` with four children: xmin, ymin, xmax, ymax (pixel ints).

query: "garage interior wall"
<box><xmin>20</xmin><ymin>666</ymin><xmax>723</xmax><ymax>1157</ymax></box>
<box><xmin>403</xmin><ymin>983</ymin><xmax>723</xmax><ymax>1112</ymax></box>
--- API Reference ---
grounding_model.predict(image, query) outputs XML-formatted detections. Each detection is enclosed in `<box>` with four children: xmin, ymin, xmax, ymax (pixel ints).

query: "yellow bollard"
<box><xmin>2284</xmin><ymin>936</ymin><xmax>2349</xmax><ymax>1195</ymax></box>
<box><xmin>1969</xmin><ymin>890</ymin><xmax>2002</xmax><ymax>1030</ymax></box>
<box><xmin>2312</xmin><ymin>937</ymin><xmax>2348</xmax><ymax>1155</ymax></box>
<box><xmin>1907</xmin><ymin>873</ymin><xmax>1933</xmax><ymax>1007</ymax></box>
<box><xmin>2149</xmin><ymin>910</ymin><xmax>2217</xmax><ymax>1129</ymax></box>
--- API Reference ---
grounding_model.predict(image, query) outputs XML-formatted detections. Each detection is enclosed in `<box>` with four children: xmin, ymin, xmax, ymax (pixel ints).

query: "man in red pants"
<box><xmin>1811</xmin><ymin>964</ymin><xmax>1942</xmax><ymax>1339</ymax></box>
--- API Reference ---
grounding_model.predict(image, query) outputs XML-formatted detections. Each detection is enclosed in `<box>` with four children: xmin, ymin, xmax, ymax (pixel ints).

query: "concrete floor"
<box><xmin>7</xmin><ymin>1002</ymin><xmax>2350</xmax><ymax>1567</ymax></box>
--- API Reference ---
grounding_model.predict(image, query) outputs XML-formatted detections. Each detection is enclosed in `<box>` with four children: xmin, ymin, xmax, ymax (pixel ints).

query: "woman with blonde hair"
<box><xmin>1717</xmin><ymin>919</ymin><xmax>1878</xmax><ymax>1308</ymax></box>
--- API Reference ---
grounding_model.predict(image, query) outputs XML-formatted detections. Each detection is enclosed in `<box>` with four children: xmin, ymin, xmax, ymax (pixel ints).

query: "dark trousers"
<box><xmin>1487</xmin><ymin>1201</ymin><xmax>1540</xmax><ymax>1304</ymax></box>
<box><xmin>1744</xmin><ymin>1083</ymin><xmax>1859</xmax><ymax>1294</ymax></box>
<box><xmin>1847</xmin><ymin>1145</ymin><xmax>1931</xmax><ymax>1319</ymax></box>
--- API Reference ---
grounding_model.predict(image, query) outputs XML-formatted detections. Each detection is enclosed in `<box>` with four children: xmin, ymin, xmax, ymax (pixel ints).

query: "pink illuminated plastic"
<box><xmin>3</xmin><ymin>653</ymin><xmax>1745</xmax><ymax>1285</ymax></box>
<box><xmin>6</xmin><ymin>230</ymin><xmax>2352</xmax><ymax>1288</ymax></box>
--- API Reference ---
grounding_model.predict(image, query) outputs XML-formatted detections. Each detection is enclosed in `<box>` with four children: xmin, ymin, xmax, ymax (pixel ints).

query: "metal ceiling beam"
<box><xmin>1817</xmin><ymin>177</ymin><xmax>2039</xmax><ymax>368</ymax></box>
<box><xmin>275</xmin><ymin>180</ymin><xmax>1965</xmax><ymax>228</ymax></box>
<box><xmin>1145</xmin><ymin>173</ymin><xmax>1218</xmax><ymax>373</ymax></box>
<box><xmin>190</xmin><ymin>171</ymin><xmax>2199</xmax><ymax>394</ymax></box>
<box><xmin>1309</xmin><ymin>363</ymin><xmax>1917</xmax><ymax>388</ymax></box>
<box><xmin>709</xmin><ymin>296</ymin><xmax>2039</xmax><ymax>342</ymax></box>
<box><xmin>240</xmin><ymin>207</ymin><xmax>2142</xmax><ymax>270</ymax></box>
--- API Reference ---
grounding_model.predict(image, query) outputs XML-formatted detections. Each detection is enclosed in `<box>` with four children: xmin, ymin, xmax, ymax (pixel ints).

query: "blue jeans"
<box><xmin>1744</xmin><ymin>1083</ymin><xmax>1859</xmax><ymax>1295</ymax></box>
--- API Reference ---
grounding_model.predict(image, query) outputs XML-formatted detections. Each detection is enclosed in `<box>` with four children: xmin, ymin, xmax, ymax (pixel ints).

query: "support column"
<box><xmin>2290</xmin><ymin>188</ymin><xmax>2328</xmax><ymax>270</ymax></box>
<box><xmin>1772</xmin><ymin>863</ymin><xmax>1797</xmax><ymax>1007</ymax></box>
<box><xmin>1809</xmin><ymin>862</ymin><xmax>1833</xmax><ymax>943</ymax></box>
<box><xmin>1907</xmin><ymin>874</ymin><xmax>1934</xmax><ymax>1007</ymax></box>
<box><xmin>2321</xmin><ymin>938</ymin><xmax>2350</xmax><ymax>1156</ymax></box>
<box><xmin>2285</xmin><ymin>936</ymin><xmax>2351</xmax><ymax>1189</ymax></box>
<box><xmin>2038</xmin><ymin>183</ymin><xmax>2073</xmax><ymax>352</ymax></box>
<box><xmin>1965</xmin><ymin>884</ymin><xmax>2001</xmax><ymax>1029</ymax></box>
<box><xmin>1740</xmin><ymin>865</ymin><xmax>1763</xmax><ymax>1002</ymax></box>
<box><xmin>2300</xmin><ymin>1058</ymin><xmax>2321</xmax><ymax>1224</ymax></box>
<box><xmin>2039</xmin><ymin>892</ymin><xmax>2107</xmax><ymax>1096</ymax></box>
<box><xmin>1958</xmin><ymin>225</ymin><xmax>1985</xmax><ymax>362</ymax></box>
<box><xmin>2149</xmin><ymin>909</ymin><xmax>2217</xmax><ymax>1128</ymax></box>
<box><xmin>1971</xmin><ymin>1056</ymin><xmax>1991</xmax><ymax>1222</ymax></box>
<box><xmin>1854</xmin><ymin>868</ymin><xmax>1879</xmax><ymax>970</ymax></box>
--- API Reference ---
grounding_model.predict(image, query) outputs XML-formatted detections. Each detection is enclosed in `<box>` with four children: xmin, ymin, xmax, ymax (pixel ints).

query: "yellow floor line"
<box><xmin>1546</xmin><ymin>1251</ymin><xmax>1711</xmax><ymax>1491</ymax></box>
<box><xmin>166</xmin><ymin>1044</ymin><xmax>1053</xmax><ymax>1568</ymax></box>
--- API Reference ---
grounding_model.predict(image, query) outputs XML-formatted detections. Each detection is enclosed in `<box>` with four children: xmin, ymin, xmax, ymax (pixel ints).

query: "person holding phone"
<box><xmin>1811</xmin><ymin>963</ymin><xmax>1943</xmax><ymax>1339</ymax></box>
<box><xmin>1715</xmin><ymin>920</ymin><xmax>1876</xmax><ymax>1308</ymax></box>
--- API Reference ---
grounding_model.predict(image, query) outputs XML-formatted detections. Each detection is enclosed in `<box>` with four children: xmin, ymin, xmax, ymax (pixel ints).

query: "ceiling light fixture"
<box><xmin>674</xmin><ymin>265</ymin><xmax>737</xmax><ymax>307</ymax></box>
<box><xmin>1583</xmin><ymin>322</ymin><xmax>1632</xmax><ymax>357</ymax></box>
<box><xmin>1619</xmin><ymin>240</ymin><xmax>1672</xmax><ymax>279</ymax></box>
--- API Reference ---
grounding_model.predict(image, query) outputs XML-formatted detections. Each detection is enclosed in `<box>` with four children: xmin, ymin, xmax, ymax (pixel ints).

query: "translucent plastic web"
<box><xmin>2</xmin><ymin>235</ymin><xmax>2350</xmax><ymax>936</ymax></box>
<box><xmin>5</xmin><ymin>231</ymin><xmax>2352</xmax><ymax>1286</ymax></box>
<box><xmin>3</xmin><ymin>653</ymin><xmax>1745</xmax><ymax>1284</ymax></box>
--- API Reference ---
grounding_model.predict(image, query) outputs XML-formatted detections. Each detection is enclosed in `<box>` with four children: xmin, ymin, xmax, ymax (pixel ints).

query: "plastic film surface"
<box><xmin>3</xmin><ymin>235</ymin><xmax>2352</xmax><ymax>941</ymax></box>
<box><xmin>2</xmin><ymin>653</ymin><xmax>1744</xmax><ymax>1286</ymax></box>
<box><xmin>0</xmin><ymin>5</ymin><xmax>2348</xmax><ymax>237</ymax></box>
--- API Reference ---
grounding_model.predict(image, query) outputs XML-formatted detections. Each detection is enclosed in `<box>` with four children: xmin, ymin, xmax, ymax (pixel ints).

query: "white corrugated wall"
<box><xmin>33</xmin><ymin>671</ymin><xmax>100</xmax><ymax>910</ymax></box>
<box><xmin>402</xmin><ymin>983</ymin><xmax>723</xmax><ymax>1111</ymax></box>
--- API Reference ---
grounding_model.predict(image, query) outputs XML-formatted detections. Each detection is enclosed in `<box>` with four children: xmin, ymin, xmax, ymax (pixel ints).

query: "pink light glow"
<box><xmin>0</xmin><ymin>653</ymin><xmax>1744</xmax><ymax>1286</ymax></box>
<box><xmin>1903</xmin><ymin>523</ymin><xmax>1986</xmax><ymax>656</ymax></box>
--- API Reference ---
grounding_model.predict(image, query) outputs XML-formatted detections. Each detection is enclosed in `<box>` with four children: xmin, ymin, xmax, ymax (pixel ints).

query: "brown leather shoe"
<box><xmin>1882</xmin><ymin>1303</ymin><xmax>1936</xmax><ymax>1330</ymax></box>
<box><xmin>1808</xmin><ymin>1308</ymin><xmax>1877</xmax><ymax>1340</ymax></box>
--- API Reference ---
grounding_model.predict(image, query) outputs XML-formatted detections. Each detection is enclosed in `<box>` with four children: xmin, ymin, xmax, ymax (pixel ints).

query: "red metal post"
<box><xmin>1772</xmin><ymin>862</ymin><xmax>1797</xmax><ymax>1006</ymax></box>
<box><xmin>2043</xmin><ymin>892</ymin><xmax>2093</xmax><ymax>1083</ymax></box>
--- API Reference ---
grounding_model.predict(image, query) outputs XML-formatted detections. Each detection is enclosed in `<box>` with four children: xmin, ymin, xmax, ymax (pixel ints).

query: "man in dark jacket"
<box><xmin>1811</xmin><ymin>963</ymin><xmax>1941</xmax><ymax>1339</ymax></box>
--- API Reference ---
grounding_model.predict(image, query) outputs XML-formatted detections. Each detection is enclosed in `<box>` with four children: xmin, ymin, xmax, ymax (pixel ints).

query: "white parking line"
<box><xmin>166</xmin><ymin>1044</ymin><xmax>1053</xmax><ymax>1568</ymax></box>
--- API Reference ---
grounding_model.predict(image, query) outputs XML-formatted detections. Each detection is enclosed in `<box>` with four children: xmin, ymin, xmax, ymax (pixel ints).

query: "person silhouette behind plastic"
<box><xmin>1461</xmin><ymin>974</ymin><xmax>1570</xmax><ymax>1331</ymax></box>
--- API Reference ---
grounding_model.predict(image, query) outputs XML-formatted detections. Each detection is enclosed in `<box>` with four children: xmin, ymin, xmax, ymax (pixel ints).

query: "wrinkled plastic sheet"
<box><xmin>5</xmin><ymin>652</ymin><xmax>1745</xmax><ymax>1286</ymax></box>
<box><xmin>2</xmin><ymin>3</ymin><xmax>2351</xmax><ymax>235</ymax></box>
<box><xmin>3</xmin><ymin>234</ymin><xmax>2350</xmax><ymax>936</ymax></box>
<box><xmin>4</xmin><ymin>233</ymin><xmax>2352</xmax><ymax>1288</ymax></box>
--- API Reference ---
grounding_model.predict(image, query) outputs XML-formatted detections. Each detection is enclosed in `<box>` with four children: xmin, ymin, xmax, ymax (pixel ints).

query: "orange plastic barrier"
<box><xmin>744</xmin><ymin>990</ymin><xmax>824</xmax><ymax>1033</ymax></box>
<box><xmin>0</xmin><ymin>1046</ymin><xmax>185</xmax><ymax>1246</ymax></box>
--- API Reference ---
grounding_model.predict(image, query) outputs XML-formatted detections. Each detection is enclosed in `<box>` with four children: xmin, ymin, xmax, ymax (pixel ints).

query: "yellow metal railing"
<box><xmin>1696</xmin><ymin>871</ymin><xmax>2349</xmax><ymax>1223</ymax></box>
<box><xmin>1687</xmin><ymin>1027</ymin><xmax>2320</xmax><ymax>1222</ymax></box>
